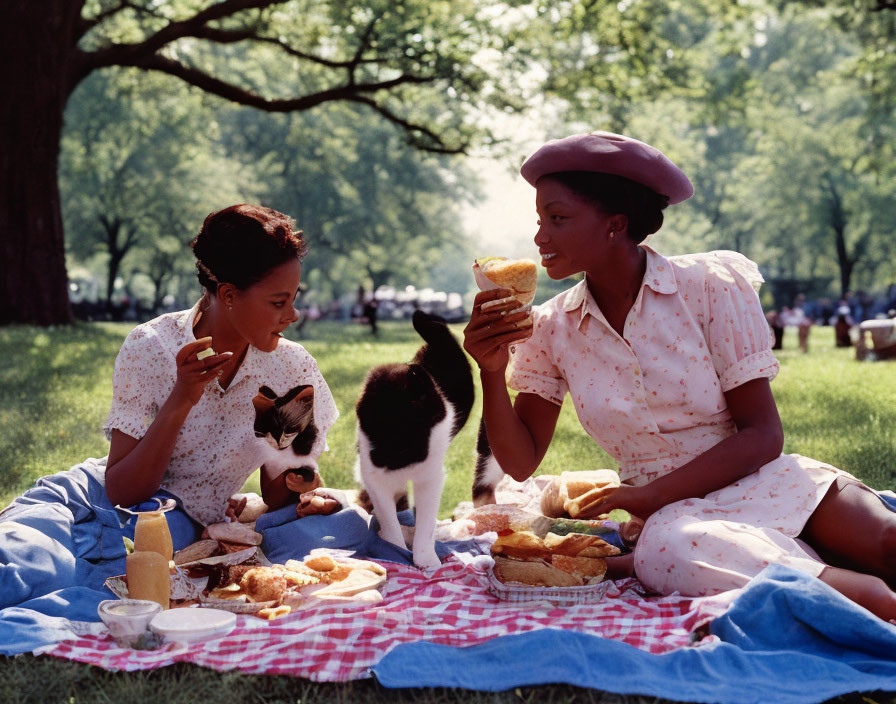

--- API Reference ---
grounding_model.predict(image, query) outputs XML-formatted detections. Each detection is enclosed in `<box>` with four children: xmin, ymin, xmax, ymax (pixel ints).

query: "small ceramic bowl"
<box><xmin>97</xmin><ymin>599</ymin><xmax>163</xmax><ymax>647</ymax></box>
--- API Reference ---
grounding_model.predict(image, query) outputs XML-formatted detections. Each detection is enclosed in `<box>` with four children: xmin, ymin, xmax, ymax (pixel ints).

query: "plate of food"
<box><xmin>106</xmin><ymin>546</ymin><xmax>389</xmax><ymax>620</ymax></box>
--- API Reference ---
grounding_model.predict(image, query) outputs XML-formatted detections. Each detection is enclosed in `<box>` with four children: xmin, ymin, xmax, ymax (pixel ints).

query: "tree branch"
<box><xmin>115</xmin><ymin>54</ymin><xmax>464</xmax><ymax>152</ymax></box>
<box><xmin>348</xmin><ymin>96</ymin><xmax>467</xmax><ymax>154</ymax></box>
<box><xmin>347</xmin><ymin>14</ymin><xmax>383</xmax><ymax>84</ymax></box>
<box><xmin>189</xmin><ymin>26</ymin><xmax>386</xmax><ymax>69</ymax></box>
<box><xmin>127</xmin><ymin>53</ymin><xmax>432</xmax><ymax>105</ymax></box>
<box><xmin>82</xmin><ymin>0</ymin><xmax>281</xmax><ymax>74</ymax></box>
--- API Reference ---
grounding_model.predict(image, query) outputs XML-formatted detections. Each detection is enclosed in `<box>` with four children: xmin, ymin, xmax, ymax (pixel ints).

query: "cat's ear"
<box><xmin>297</xmin><ymin>386</ymin><xmax>314</xmax><ymax>401</ymax></box>
<box><xmin>253</xmin><ymin>386</ymin><xmax>277</xmax><ymax>414</ymax></box>
<box><xmin>276</xmin><ymin>384</ymin><xmax>314</xmax><ymax>407</ymax></box>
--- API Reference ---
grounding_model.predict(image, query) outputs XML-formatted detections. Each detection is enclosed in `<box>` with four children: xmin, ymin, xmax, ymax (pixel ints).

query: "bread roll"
<box><xmin>543</xmin><ymin>532</ymin><xmax>621</xmax><ymax>557</ymax></box>
<box><xmin>490</xmin><ymin>531</ymin><xmax>552</xmax><ymax>560</ymax></box>
<box><xmin>126</xmin><ymin>551</ymin><xmax>171</xmax><ymax>609</ymax></box>
<box><xmin>473</xmin><ymin>257</ymin><xmax>538</xmax><ymax>306</ymax></box>
<box><xmin>550</xmin><ymin>554</ymin><xmax>607</xmax><ymax>582</ymax></box>
<box><xmin>540</xmin><ymin>476</ymin><xmax>567</xmax><ymax>518</ymax></box>
<box><xmin>492</xmin><ymin>556</ymin><xmax>583</xmax><ymax>587</ymax></box>
<box><xmin>561</xmin><ymin>470</ymin><xmax>621</xmax><ymax>518</ymax></box>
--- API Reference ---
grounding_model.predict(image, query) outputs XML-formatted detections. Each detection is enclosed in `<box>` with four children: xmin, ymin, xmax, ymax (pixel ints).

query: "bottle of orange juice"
<box><xmin>133</xmin><ymin>511</ymin><xmax>173</xmax><ymax>561</ymax></box>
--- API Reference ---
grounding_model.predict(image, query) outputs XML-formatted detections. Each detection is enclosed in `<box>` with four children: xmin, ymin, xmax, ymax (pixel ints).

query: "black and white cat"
<box><xmin>471</xmin><ymin>418</ymin><xmax>505</xmax><ymax>507</ymax></box>
<box><xmin>355</xmin><ymin>310</ymin><xmax>474</xmax><ymax>569</ymax></box>
<box><xmin>253</xmin><ymin>384</ymin><xmax>321</xmax><ymax>494</ymax></box>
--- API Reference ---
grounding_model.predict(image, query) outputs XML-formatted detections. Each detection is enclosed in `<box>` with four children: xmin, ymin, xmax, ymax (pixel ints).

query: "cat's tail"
<box><xmin>472</xmin><ymin>417</ymin><xmax>504</xmax><ymax>506</ymax></box>
<box><xmin>411</xmin><ymin>310</ymin><xmax>474</xmax><ymax>435</ymax></box>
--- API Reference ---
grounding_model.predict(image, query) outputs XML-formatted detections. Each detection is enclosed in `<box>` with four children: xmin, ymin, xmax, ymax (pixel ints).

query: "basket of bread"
<box><xmin>465</xmin><ymin>470</ymin><xmax>645</xmax><ymax>604</ymax></box>
<box><xmin>487</xmin><ymin>517</ymin><xmax>629</xmax><ymax>604</ymax></box>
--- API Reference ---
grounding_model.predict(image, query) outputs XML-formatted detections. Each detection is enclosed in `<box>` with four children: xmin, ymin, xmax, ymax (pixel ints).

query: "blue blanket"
<box><xmin>373</xmin><ymin>498</ymin><xmax>896</xmax><ymax>701</ymax></box>
<box><xmin>256</xmin><ymin>498</ymin><xmax>479</xmax><ymax>564</ymax></box>
<box><xmin>0</xmin><ymin>461</ymin><xmax>475</xmax><ymax>654</ymax></box>
<box><xmin>373</xmin><ymin>564</ymin><xmax>896</xmax><ymax>703</ymax></box>
<box><xmin>0</xmin><ymin>460</ymin><xmax>203</xmax><ymax>654</ymax></box>
<box><xmin>3</xmin><ymin>463</ymin><xmax>896</xmax><ymax>704</ymax></box>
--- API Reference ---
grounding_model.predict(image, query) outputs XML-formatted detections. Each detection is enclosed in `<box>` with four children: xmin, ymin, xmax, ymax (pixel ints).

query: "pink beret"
<box><xmin>520</xmin><ymin>131</ymin><xmax>694</xmax><ymax>204</ymax></box>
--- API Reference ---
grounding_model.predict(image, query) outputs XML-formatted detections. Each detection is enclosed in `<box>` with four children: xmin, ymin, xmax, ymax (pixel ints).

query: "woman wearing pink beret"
<box><xmin>463</xmin><ymin>131</ymin><xmax>896</xmax><ymax>621</ymax></box>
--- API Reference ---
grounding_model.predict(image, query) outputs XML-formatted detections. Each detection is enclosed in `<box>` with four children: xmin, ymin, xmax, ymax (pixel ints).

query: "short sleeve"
<box><xmin>506</xmin><ymin>305</ymin><xmax>568</xmax><ymax>405</ymax></box>
<box><xmin>103</xmin><ymin>326</ymin><xmax>173</xmax><ymax>440</ymax></box>
<box><xmin>702</xmin><ymin>251</ymin><xmax>780</xmax><ymax>392</ymax></box>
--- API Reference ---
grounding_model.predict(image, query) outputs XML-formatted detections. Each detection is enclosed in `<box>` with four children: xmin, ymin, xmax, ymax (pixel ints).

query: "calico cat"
<box><xmin>355</xmin><ymin>310</ymin><xmax>474</xmax><ymax>569</ymax></box>
<box><xmin>471</xmin><ymin>418</ymin><xmax>504</xmax><ymax>506</ymax></box>
<box><xmin>253</xmin><ymin>384</ymin><xmax>321</xmax><ymax>494</ymax></box>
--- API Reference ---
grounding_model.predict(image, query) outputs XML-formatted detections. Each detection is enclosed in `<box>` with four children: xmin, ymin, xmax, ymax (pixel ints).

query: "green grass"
<box><xmin>1</xmin><ymin>320</ymin><xmax>895</xmax><ymax>703</ymax></box>
<box><xmin>0</xmin><ymin>319</ymin><xmax>613</xmax><ymax>515</ymax></box>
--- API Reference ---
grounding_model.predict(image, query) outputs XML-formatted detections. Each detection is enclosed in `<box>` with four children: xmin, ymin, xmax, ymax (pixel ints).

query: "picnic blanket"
<box><xmin>36</xmin><ymin>557</ymin><xmax>732</xmax><ymax>681</ymax></box>
<box><xmin>4</xmin><ymin>464</ymin><xmax>896</xmax><ymax>704</ymax></box>
<box><xmin>0</xmin><ymin>459</ymin><xmax>477</xmax><ymax>655</ymax></box>
<box><xmin>373</xmin><ymin>564</ymin><xmax>896</xmax><ymax>703</ymax></box>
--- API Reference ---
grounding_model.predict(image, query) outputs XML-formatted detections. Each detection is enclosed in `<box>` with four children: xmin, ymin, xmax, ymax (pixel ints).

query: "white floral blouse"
<box><xmin>507</xmin><ymin>247</ymin><xmax>854</xmax><ymax>596</ymax></box>
<box><xmin>103</xmin><ymin>302</ymin><xmax>339</xmax><ymax>526</ymax></box>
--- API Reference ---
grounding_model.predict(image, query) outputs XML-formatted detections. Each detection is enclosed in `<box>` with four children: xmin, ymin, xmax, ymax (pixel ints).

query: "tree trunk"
<box><xmin>0</xmin><ymin>2</ymin><xmax>82</xmax><ymax>325</ymax></box>
<box><xmin>824</xmin><ymin>176</ymin><xmax>853</xmax><ymax>297</ymax></box>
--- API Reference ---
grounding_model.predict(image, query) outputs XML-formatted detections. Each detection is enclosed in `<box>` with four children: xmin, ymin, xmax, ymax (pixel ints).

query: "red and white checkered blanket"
<box><xmin>40</xmin><ymin>556</ymin><xmax>734</xmax><ymax>681</ymax></box>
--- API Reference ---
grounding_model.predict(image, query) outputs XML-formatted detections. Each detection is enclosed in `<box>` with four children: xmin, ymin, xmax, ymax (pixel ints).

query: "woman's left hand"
<box><xmin>575</xmin><ymin>484</ymin><xmax>661</xmax><ymax>521</ymax></box>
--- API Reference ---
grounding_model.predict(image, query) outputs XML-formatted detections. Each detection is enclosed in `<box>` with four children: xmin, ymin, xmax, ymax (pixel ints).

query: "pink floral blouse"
<box><xmin>508</xmin><ymin>247</ymin><xmax>779</xmax><ymax>485</ymax></box>
<box><xmin>103</xmin><ymin>302</ymin><xmax>339</xmax><ymax>526</ymax></box>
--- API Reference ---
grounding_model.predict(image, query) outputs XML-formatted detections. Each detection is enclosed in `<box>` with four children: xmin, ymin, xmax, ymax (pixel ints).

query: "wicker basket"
<box><xmin>486</xmin><ymin>566</ymin><xmax>613</xmax><ymax>605</ymax></box>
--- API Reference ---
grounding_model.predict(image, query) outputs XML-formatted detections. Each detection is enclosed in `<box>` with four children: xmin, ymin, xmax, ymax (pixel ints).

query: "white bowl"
<box><xmin>150</xmin><ymin>607</ymin><xmax>236</xmax><ymax>644</ymax></box>
<box><xmin>97</xmin><ymin>599</ymin><xmax>162</xmax><ymax>647</ymax></box>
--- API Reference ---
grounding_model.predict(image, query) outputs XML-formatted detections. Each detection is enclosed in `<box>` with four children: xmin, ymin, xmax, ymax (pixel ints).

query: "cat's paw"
<box><xmin>413</xmin><ymin>549</ymin><xmax>442</xmax><ymax>571</ymax></box>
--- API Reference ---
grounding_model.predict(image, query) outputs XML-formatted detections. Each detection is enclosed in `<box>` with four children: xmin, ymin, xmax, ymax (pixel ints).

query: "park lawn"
<box><xmin>0</xmin><ymin>319</ymin><xmax>895</xmax><ymax>704</ymax></box>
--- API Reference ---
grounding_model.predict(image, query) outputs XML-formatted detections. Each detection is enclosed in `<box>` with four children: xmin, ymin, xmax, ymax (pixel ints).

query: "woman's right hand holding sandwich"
<box><xmin>464</xmin><ymin>289</ymin><xmax>533</xmax><ymax>373</ymax></box>
<box><xmin>172</xmin><ymin>337</ymin><xmax>233</xmax><ymax>407</ymax></box>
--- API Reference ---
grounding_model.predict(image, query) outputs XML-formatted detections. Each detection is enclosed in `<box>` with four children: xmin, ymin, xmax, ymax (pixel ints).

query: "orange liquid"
<box><xmin>133</xmin><ymin>511</ymin><xmax>173</xmax><ymax>561</ymax></box>
<box><xmin>126</xmin><ymin>551</ymin><xmax>170</xmax><ymax>609</ymax></box>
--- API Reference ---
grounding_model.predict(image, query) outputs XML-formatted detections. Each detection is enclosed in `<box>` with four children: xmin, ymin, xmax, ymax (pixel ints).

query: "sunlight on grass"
<box><xmin>1</xmin><ymin>322</ymin><xmax>894</xmax><ymax>515</ymax></box>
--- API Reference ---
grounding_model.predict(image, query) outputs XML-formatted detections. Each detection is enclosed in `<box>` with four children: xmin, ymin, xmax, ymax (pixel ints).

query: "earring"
<box><xmin>608</xmin><ymin>231</ymin><xmax>616</xmax><ymax>240</ymax></box>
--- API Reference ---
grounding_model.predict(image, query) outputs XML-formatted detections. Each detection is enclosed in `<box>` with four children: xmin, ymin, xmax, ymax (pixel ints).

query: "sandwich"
<box><xmin>473</xmin><ymin>257</ymin><xmax>538</xmax><ymax>308</ymax></box>
<box><xmin>540</xmin><ymin>470</ymin><xmax>621</xmax><ymax>519</ymax></box>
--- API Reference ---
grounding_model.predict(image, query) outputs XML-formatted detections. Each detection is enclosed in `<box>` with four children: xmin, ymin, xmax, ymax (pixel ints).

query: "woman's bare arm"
<box><xmin>480</xmin><ymin>373</ymin><xmax>561</xmax><ymax>481</ymax></box>
<box><xmin>464</xmin><ymin>288</ymin><xmax>562</xmax><ymax>480</ymax></box>
<box><xmin>585</xmin><ymin>377</ymin><xmax>784</xmax><ymax>519</ymax></box>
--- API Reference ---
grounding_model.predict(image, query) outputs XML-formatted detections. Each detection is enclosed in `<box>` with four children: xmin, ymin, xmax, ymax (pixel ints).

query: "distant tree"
<box><xmin>218</xmin><ymin>100</ymin><xmax>477</xmax><ymax>299</ymax></box>
<box><xmin>60</xmin><ymin>69</ymin><xmax>255</xmax><ymax>313</ymax></box>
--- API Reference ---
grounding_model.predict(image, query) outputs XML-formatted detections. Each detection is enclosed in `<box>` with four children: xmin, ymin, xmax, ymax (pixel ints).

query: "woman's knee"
<box><xmin>634</xmin><ymin>515</ymin><xmax>733</xmax><ymax>596</ymax></box>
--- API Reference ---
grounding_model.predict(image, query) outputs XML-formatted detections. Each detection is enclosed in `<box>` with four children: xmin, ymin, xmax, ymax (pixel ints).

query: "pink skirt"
<box><xmin>633</xmin><ymin>454</ymin><xmax>855</xmax><ymax>596</ymax></box>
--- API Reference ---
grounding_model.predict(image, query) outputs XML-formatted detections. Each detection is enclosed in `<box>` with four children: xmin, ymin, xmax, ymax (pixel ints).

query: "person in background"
<box><xmin>766</xmin><ymin>309</ymin><xmax>784</xmax><ymax>350</ymax></box>
<box><xmin>832</xmin><ymin>305</ymin><xmax>854</xmax><ymax>348</ymax></box>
